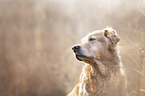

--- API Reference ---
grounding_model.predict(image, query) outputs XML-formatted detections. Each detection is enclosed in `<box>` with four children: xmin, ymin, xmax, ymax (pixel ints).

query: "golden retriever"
<box><xmin>67</xmin><ymin>28</ymin><xmax>127</xmax><ymax>96</ymax></box>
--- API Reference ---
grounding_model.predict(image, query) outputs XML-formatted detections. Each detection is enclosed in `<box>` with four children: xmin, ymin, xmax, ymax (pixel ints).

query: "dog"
<box><xmin>67</xmin><ymin>28</ymin><xmax>127</xmax><ymax>96</ymax></box>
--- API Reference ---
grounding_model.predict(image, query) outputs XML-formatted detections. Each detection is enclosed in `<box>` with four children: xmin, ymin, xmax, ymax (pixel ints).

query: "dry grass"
<box><xmin>0</xmin><ymin>0</ymin><xmax>144</xmax><ymax>96</ymax></box>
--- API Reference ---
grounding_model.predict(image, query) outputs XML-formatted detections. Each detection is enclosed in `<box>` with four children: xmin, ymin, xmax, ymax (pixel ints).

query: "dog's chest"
<box><xmin>79</xmin><ymin>67</ymin><xmax>119</xmax><ymax>96</ymax></box>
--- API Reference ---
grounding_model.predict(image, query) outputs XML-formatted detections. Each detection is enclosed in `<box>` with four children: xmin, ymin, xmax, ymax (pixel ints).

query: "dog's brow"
<box><xmin>90</xmin><ymin>35</ymin><xmax>97</xmax><ymax>38</ymax></box>
<box><xmin>81</xmin><ymin>37</ymin><xmax>87</xmax><ymax>42</ymax></box>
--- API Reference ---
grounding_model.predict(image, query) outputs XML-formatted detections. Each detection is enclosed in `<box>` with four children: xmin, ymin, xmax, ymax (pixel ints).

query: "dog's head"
<box><xmin>72</xmin><ymin>28</ymin><xmax>120</xmax><ymax>73</ymax></box>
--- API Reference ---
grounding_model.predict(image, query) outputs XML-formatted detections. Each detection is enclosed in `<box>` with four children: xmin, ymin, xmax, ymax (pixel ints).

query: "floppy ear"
<box><xmin>110</xmin><ymin>33</ymin><xmax>120</xmax><ymax>44</ymax></box>
<box><xmin>104</xmin><ymin>30</ymin><xmax>120</xmax><ymax>45</ymax></box>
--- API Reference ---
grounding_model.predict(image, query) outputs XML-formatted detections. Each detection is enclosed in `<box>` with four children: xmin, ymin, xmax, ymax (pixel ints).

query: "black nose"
<box><xmin>72</xmin><ymin>45</ymin><xmax>80</xmax><ymax>52</ymax></box>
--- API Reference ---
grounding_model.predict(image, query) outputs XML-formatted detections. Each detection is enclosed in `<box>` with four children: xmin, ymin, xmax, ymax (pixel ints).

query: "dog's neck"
<box><xmin>80</xmin><ymin>62</ymin><xmax>122</xmax><ymax>96</ymax></box>
<box><xmin>82</xmin><ymin>59</ymin><xmax>121</xmax><ymax>81</ymax></box>
<box><xmin>87</xmin><ymin>47</ymin><xmax>121</xmax><ymax>76</ymax></box>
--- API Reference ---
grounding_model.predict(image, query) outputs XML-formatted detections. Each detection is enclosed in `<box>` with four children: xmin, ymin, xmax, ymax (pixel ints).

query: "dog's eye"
<box><xmin>89</xmin><ymin>38</ymin><xmax>96</xmax><ymax>41</ymax></box>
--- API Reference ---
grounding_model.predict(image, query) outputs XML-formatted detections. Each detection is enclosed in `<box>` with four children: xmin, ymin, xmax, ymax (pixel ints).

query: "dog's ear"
<box><xmin>110</xmin><ymin>33</ymin><xmax>120</xmax><ymax>44</ymax></box>
<box><xmin>104</xmin><ymin>30</ymin><xmax>120</xmax><ymax>45</ymax></box>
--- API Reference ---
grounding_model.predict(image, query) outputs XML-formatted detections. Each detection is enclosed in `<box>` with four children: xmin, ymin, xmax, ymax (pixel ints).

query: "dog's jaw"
<box><xmin>75</xmin><ymin>53</ymin><xmax>105</xmax><ymax>75</ymax></box>
<box><xmin>75</xmin><ymin>55</ymin><xmax>83</xmax><ymax>61</ymax></box>
<box><xmin>74</xmin><ymin>53</ymin><xmax>94</xmax><ymax>62</ymax></box>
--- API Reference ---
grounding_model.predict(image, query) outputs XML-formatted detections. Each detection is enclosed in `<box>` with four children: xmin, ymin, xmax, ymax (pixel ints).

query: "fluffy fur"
<box><xmin>67</xmin><ymin>28</ymin><xmax>127</xmax><ymax>96</ymax></box>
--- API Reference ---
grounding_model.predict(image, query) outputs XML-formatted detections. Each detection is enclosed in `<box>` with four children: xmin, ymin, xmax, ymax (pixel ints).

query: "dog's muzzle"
<box><xmin>72</xmin><ymin>45</ymin><xmax>83</xmax><ymax>61</ymax></box>
<box><xmin>72</xmin><ymin>45</ymin><xmax>94</xmax><ymax>61</ymax></box>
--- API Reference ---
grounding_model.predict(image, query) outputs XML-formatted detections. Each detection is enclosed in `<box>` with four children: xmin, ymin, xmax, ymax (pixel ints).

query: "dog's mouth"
<box><xmin>76</xmin><ymin>54</ymin><xmax>86</xmax><ymax>61</ymax></box>
<box><xmin>74</xmin><ymin>52</ymin><xmax>93</xmax><ymax>61</ymax></box>
<box><xmin>74</xmin><ymin>51</ymin><xmax>86</xmax><ymax>61</ymax></box>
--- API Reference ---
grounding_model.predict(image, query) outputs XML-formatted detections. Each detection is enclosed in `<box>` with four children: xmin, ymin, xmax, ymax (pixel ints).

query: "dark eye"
<box><xmin>89</xmin><ymin>38</ymin><xmax>96</xmax><ymax>41</ymax></box>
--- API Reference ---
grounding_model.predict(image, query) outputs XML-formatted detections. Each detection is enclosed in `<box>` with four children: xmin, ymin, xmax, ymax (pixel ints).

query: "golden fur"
<box><xmin>67</xmin><ymin>28</ymin><xmax>127</xmax><ymax>96</ymax></box>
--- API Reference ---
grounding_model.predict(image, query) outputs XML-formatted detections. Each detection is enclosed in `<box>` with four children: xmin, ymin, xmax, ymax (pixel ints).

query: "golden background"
<box><xmin>0</xmin><ymin>0</ymin><xmax>145</xmax><ymax>96</ymax></box>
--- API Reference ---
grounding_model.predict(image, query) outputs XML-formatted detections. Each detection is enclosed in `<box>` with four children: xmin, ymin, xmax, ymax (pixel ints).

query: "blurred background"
<box><xmin>0</xmin><ymin>0</ymin><xmax>145</xmax><ymax>96</ymax></box>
